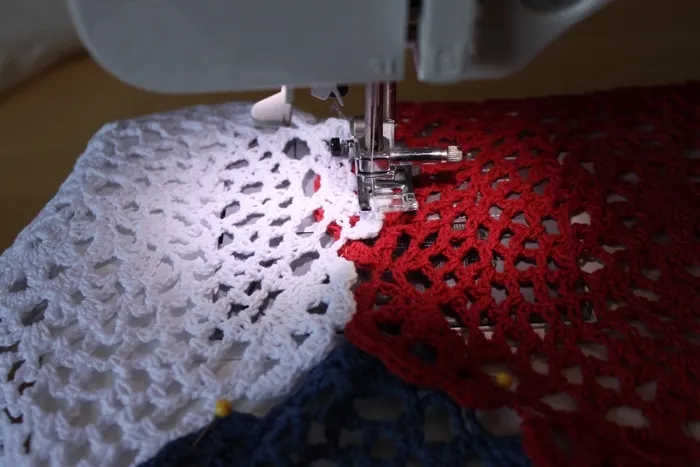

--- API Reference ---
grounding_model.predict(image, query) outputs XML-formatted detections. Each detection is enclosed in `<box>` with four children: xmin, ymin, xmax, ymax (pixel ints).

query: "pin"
<box><xmin>192</xmin><ymin>399</ymin><xmax>233</xmax><ymax>447</ymax></box>
<box><xmin>493</xmin><ymin>371</ymin><xmax>513</xmax><ymax>390</ymax></box>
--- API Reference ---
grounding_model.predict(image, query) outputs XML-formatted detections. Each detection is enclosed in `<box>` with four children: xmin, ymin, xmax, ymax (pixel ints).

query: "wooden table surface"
<box><xmin>1</xmin><ymin>0</ymin><xmax>700</xmax><ymax>251</ymax></box>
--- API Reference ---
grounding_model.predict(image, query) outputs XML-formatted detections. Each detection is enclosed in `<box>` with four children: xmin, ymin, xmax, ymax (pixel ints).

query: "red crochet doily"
<box><xmin>337</xmin><ymin>84</ymin><xmax>700</xmax><ymax>467</ymax></box>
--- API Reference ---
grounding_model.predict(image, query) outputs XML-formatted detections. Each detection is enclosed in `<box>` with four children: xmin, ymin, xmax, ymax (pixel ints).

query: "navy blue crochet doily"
<box><xmin>142</xmin><ymin>343</ymin><xmax>530</xmax><ymax>467</ymax></box>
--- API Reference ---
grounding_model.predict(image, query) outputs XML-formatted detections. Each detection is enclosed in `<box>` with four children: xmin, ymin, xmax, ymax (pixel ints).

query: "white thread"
<box><xmin>0</xmin><ymin>103</ymin><xmax>383</xmax><ymax>466</ymax></box>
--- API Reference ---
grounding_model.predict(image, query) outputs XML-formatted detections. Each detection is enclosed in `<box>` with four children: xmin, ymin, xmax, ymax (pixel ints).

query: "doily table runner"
<box><xmin>341</xmin><ymin>83</ymin><xmax>700</xmax><ymax>467</ymax></box>
<box><xmin>0</xmin><ymin>104</ymin><xmax>381</xmax><ymax>466</ymax></box>
<box><xmin>144</xmin><ymin>342</ymin><xmax>530</xmax><ymax>467</ymax></box>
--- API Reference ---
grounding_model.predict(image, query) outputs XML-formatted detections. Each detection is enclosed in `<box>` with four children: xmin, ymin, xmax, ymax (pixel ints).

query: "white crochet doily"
<box><xmin>0</xmin><ymin>103</ymin><xmax>382</xmax><ymax>466</ymax></box>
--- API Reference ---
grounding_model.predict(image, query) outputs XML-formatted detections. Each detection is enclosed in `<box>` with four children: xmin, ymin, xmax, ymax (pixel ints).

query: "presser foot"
<box><xmin>330</xmin><ymin>125</ymin><xmax>463</xmax><ymax>213</ymax></box>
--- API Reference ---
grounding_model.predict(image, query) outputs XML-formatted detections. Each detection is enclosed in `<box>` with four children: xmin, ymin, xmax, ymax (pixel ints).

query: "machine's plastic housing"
<box><xmin>67</xmin><ymin>0</ymin><xmax>613</xmax><ymax>94</ymax></box>
<box><xmin>415</xmin><ymin>0</ymin><xmax>613</xmax><ymax>82</ymax></box>
<box><xmin>66</xmin><ymin>0</ymin><xmax>408</xmax><ymax>93</ymax></box>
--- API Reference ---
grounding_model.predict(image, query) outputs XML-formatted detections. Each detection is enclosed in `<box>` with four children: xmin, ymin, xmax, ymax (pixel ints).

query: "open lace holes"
<box><xmin>290</xmin><ymin>252</ymin><xmax>320</xmax><ymax>276</ymax></box>
<box><xmin>499</xmin><ymin>229</ymin><xmax>514</xmax><ymax>247</ymax></box>
<box><xmin>208</xmin><ymin>328</ymin><xmax>224</xmax><ymax>341</ymax></box>
<box><xmin>9</xmin><ymin>277</ymin><xmax>28</xmax><ymax>293</ymax></box>
<box><xmin>605</xmin><ymin>406</ymin><xmax>650</xmax><ymax>428</ymax></box>
<box><xmin>245</xmin><ymin>280</ymin><xmax>262</xmax><ymax>296</ymax></box>
<box><xmin>452</xmin><ymin>216</ymin><xmax>467</xmax><ymax>231</ymax></box>
<box><xmin>685</xmin><ymin>265</ymin><xmax>700</xmax><ymax>277</ymax></box>
<box><xmin>580</xmin><ymin>257</ymin><xmax>605</xmax><ymax>274</ymax></box>
<box><xmin>220</xmin><ymin>201</ymin><xmax>240</xmax><ymax>219</ymax></box>
<box><xmin>515</xmin><ymin>256</ymin><xmax>536</xmax><ymax>271</ymax></box>
<box><xmin>622</xmin><ymin>217</ymin><xmax>638</xmax><ymax>229</ymax></box>
<box><xmin>493</xmin><ymin>253</ymin><xmax>505</xmax><ymax>272</ymax></box>
<box><xmin>426</xmin><ymin>192</ymin><xmax>441</xmax><ymax>203</ymax></box>
<box><xmin>296</xmin><ymin>213</ymin><xmax>319</xmax><ymax>236</ymax></box>
<box><xmin>234</xmin><ymin>213</ymin><xmax>263</xmax><ymax>227</ymax></box>
<box><xmin>570</xmin><ymin>210</ymin><xmax>591</xmax><ymax>226</ymax></box>
<box><xmin>606</xmin><ymin>192</ymin><xmax>627</xmax><ymax>203</ymax></box>
<box><xmin>421</xmin><ymin>232</ymin><xmax>438</xmax><ymax>249</ymax></box>
<box><xmin>306</xmin><ymin>300</ymin><xmax>328</xmax><ymax>315</ymax></box>
<box><xmin>283</xmin><ymin>138</ymin><xmax>310</xmax><ymax>159</ymax></box>
<box><xmin>580</xmin><ymin>162</ymin><xmax>596</xmax><ymax>174</ymax></box>
<box><xmin>512</xmin><ymin>211</ymin><xmax>528</xmax><ymax>226</ymax></box>
<box><xmin>478</xmin><ymin>225</ymin><xmax>489</xmax><ymax>240</ymax></box>
<box><xmin>651</xmin><ymin>231</ymin><xmax>672</xmax><ymax>245</ymax></box>
<box><xmin>620</xmin><ymin>171</ymin><xmax>640</xmax><ymax>183</ymax></box>
<box><xmin>406</xmin><ymin>270</ymin><xmax>432</xmax><ymax>292</ymax></box>
<box><xmin>519</xmin><ymin>282</ymin><xmax>535</xmax><ymax>304</ymax></box>
<box><xmin>533</xmin><ymin>178</ymin><xmax>549</xmax><ymax>195</ymax></box>
<box><xmin>441</xmin><ymin>304</ymin><xmax>465</xmax><ymax>327</ymax></box>
<box><xmin>463</xmin><ymin>248</ymin><xmax>480</xmax><ymax>266</ymax></box>
<box><xmin>490</xmin><ymin>175</ymin><xmax>508</xmax><ymax>189</ymax></box>
<box><xmin>683</xmin><ymin>148</ymin><xmax>700</xmax><ymax>159</ymax></box>
<box><xmin>270</xmin><ymin>216</ymin><xmax>290</xmax><ymax>227</ymax></box>
<box><xmin>416</xmin><ymin>121</ymin><xmax>440</xmax><ymax>137</ymax></box>
<box><xmin>602</xmin><ymin>243</ymin><xmax>626</xmax><ymax>254</ymax></box>
<box><xmin>259</xmin><ymin>257</ymin><xmax>280</xmax><ymax>268</ymax></box>
<box><xmin>430</xmin><ymin>254</ymin><xmax>448</xmax><ymax>269</ymax></box>
<box><xmin>443</xmin><ymin>273</ymin><xmax>458</xmax><ymax>288</ymax></box>
<box><xmin>21</xmin><ymin>299</ymin><xmax>48</xmax><ymax>326</ymax></box>
<box><xmin>393</xmin><ymin>232</ymin><xmax>411</xmax><ymax>257</ymax></box>
<box><xmin>241</xmin><ymin>182</ymin><xmax>263</xmax><ymax>194</ymax></box>
<box><xmin>542</xmin><ymin>216</ymin><xmax>560</xmax><ymax>235</ymax></box>
<box><xmin>632</xmin><ymin>287</ymin><xmax>660</xmax><ymax>302</ymax></box>
<box><xmin>540</xmin><ymin>392</ymin><xmax>577</xmax><ymax>412</ymax></box>
<box><xmin>232</xmin><ymin>251</ymin><xmax>254</xmax><ymax>261</ymax></box>
<box><xmin>491</xmin><ymin>282</ymin><xmax>507</xmax><ymax>304</ymax></box>
<box><xmin>302</xmin><ymin>169</ymin><xmax>318</xmax><ymax>197</ymax></box>
<box><xmin>225</xmin><ymin>159</ymin><xmax>248</xmax><ymax>170</ymax></box>
<box><xmin>642</xmin><ymin>268</ymin><xmax>661</xmax><ymax>281</ymax></box>
<box><xmin>374</xmin><ymin>291</ymin><xmax>392</xmax><ymax>307</ymax></box>
<box><xmin>275</xmin><ymin>179</ymin><xmax>291</xmax><ymax>189</ymax></box>
<box><xmin>524</xmin><ymin>239</ymin><xmax>538</xmax><ymax>249</ymax></box>
<box><xmin>251</xmin><ymin>290</ymin><xmax>283</xmax><ymax>323</ymax></box>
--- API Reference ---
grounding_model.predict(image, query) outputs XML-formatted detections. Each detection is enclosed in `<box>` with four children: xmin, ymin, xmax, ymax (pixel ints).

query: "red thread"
<box><xmin>341</xmin><ymin>83</ymin><xmax>700</xmax><ymax>466</ymax></box>
<box><xmin>327</xmin><ymin>221</ymin><xmax>342</xmax><ymax>241</ymax></box>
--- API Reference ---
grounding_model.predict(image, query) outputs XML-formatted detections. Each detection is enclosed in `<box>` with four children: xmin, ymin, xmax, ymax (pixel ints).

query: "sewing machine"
<box><xmin>67</xmin><ymin>0</ymin><xmax>613</xmax><ymax>213</ymax></box>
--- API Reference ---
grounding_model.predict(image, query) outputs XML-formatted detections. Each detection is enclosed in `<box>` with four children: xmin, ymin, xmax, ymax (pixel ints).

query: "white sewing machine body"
<box><xmin>67</xmin><ymin>0</ymin><xmax>614</xmax><ymax>212</ymax></box>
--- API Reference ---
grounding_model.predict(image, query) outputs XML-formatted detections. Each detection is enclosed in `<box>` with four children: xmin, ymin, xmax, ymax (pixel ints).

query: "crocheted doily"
<box><xmin>0</xmin><ymin>103</ymin><xmax>382</xmax><ymax>466</ymax></box>
<box><xmin>144</xmin><ymin>342</ymin><xmax>530</xmax><ymax>467</ymax></box>
<box><xmin>341</xmin><ymin>84</ymin><xmax>700</xmax><ymax>467</ymax></box>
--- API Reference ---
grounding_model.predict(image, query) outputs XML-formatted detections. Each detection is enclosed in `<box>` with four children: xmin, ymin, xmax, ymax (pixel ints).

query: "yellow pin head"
<box><xmin>215</xmin><ymin>399</ymin><xmax>233</xmax><ymax>418</ymax></box>
<box><xmin>494</xmin><ymin>372</ymin><xmax>513</xmax><ymax>390</ymax></box>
